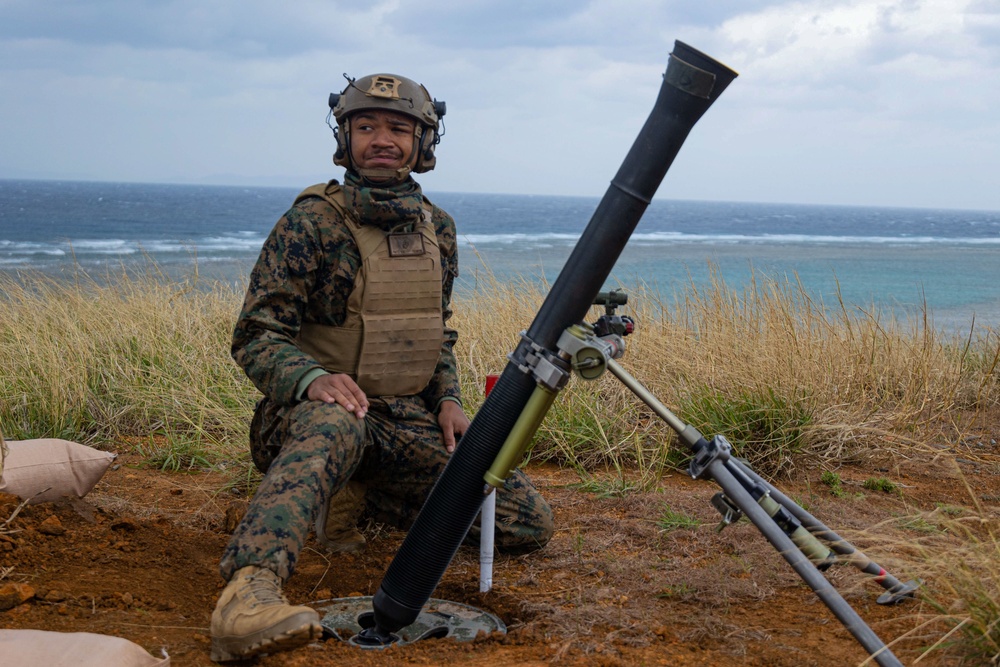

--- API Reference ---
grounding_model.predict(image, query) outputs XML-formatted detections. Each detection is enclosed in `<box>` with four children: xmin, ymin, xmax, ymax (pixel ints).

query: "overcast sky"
<box><xmin>2</xmin><ymin>0</ymin><xmax>999</xmax><ymax>211</ymax></box>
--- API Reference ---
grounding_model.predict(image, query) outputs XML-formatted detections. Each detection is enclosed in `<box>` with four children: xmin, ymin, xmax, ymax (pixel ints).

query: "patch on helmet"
<box><xmin>367</xmin><ymin>76</ymin><xmax>402</xmax><ymax>99</ymax></box>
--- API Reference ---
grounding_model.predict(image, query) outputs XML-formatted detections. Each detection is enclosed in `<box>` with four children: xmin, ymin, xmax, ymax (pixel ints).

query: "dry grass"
<box><xmin>455</xmin><ymin>267</ymin><xmax>1000</xmax><ymax>477</ymax></box>
<box><xmin>0</xmin><ymin>266</ymin><xmax>252</xmax><ymax>467</ymax></box>
<box><xmin>2</xmin><ymin>262</ymin><xmax>998</xmax><ymax>475</ymax></box>
<box><xmin>866</xmin><ymin>485</ymin><xmax>1000</xmax><ymax>665</ymax></box>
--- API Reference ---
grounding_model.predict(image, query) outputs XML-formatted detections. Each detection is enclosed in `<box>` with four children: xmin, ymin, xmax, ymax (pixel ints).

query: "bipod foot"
<box><xmin>877</xmin><ymin>579</ymin><xmax>920</xmax><ymax>605</ymax></box>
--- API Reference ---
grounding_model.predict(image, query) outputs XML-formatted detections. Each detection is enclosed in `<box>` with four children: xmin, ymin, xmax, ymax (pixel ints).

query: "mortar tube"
<box><xmin>484</xmin><ymin>385</ymin><xmax>557</xmax><ymax>489</ymax></box>
<box><xmin>370</xmin><ymin>41</ymin><xmax>738</xmax><ymax>636</ymax></box>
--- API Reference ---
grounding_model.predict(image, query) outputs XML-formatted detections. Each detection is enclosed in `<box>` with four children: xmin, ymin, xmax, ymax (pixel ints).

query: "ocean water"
<box><xmin>2</xmin><ymin>179</ymin><xmax>1000</xmax><ymax>333</ymax></box>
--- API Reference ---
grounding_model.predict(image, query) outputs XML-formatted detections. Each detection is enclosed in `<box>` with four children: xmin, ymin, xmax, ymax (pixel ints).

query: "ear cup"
<box><xmin>333</xmin><ymin>125</ymin><xmax>351</xmax><ymax>168</ymax></box>
<box><xmin>414</xmin><ymin>127</ymin><xmax>437</xmax><ymax>172</ymax></box>
<box><xmin>422</xmin><ymin>130</ymin><xmax>436</xmax><ymax>161</ymax></box>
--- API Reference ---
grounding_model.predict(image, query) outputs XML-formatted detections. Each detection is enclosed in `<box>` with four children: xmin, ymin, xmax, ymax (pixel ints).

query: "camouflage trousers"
<box><xmin>219</xmin><ymin>395</ymin><xmax>554</xmax><ymax>582</ymax></box>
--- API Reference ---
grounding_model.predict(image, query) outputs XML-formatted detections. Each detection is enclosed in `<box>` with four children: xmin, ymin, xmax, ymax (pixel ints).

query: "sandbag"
<box><xmin>0</xmin><ymin>629</ymin><xmax>169</xmax><ymax>666</ymax></box>
<box><xmin>0</xmin><ymin>438</ymin><xmax>116</xmax><ymax>504</ymax></box>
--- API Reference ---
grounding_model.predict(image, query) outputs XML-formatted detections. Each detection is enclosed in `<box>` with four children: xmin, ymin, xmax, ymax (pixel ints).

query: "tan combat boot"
<box><xmin>210</xmin><ymin>566</ymin><xmax>322</xmax><ymax>662</ymax></box>
<box><xmin>315</xmin><ymin>480</ymin><xmax>367</xmax><ymax>553</ymax></box>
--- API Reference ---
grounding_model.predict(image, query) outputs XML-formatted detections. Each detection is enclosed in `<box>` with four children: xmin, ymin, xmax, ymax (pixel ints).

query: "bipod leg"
<box><xmin>700</xmin><ymin>450</ymin><xmax>903</xmax><ymax>666</ymax></box>
<box><xmin>730</xmin><ymin>459</ymin><xmax>920</xmax><ymax>605</ymax></box>
<box><xmin>606</xmin><ymin>359</ymin><xmax>904</xmax><ymax>667</ymax></box>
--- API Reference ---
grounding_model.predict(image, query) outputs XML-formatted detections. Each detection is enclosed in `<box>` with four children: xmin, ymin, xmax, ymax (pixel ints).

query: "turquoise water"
<box><xmin>2</xmin><ymin>179</ymin><xmax>999</xmax><ymax>333</ymax></box>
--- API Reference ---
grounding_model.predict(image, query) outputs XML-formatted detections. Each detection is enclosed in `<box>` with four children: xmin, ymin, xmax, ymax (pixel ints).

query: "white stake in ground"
<box><xmin>479</xmin><ymin>489</ymin><xmax>496</xmax><ymax>593</ymax></box>
<box><xmin>479</xmin><ymin>374</ymin><xmax>499</xmax><ymax>593</ymax></box>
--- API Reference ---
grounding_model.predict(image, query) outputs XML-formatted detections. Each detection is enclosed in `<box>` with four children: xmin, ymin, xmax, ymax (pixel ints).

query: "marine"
<box><xmin>209</xmin><ymin>73</ymin><xmax>554</xmax><ymax>662</ymax></box>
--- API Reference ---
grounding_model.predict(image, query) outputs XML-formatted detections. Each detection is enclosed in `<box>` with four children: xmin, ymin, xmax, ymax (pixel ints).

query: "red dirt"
<box><xmin>2</xmin><ymin>427</ymin><xmax>998</xmax><ymax>667</ymax></box>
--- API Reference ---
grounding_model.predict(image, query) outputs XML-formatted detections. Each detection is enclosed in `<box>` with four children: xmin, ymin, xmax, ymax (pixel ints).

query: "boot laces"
<box><xmin>244</xmin><ymin>571</ymin><xmax>289</xmax><ymax>607</ymax></box>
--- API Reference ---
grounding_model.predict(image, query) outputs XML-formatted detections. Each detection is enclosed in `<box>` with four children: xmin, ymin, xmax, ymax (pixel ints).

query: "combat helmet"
<box><xmin>329</xmin><ymin>73</ymin><xmax>446</xmax><ymax>179</ymax></box>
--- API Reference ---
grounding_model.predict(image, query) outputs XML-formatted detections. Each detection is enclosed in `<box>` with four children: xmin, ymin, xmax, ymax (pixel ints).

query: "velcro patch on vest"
<box><xmin>387</xmin><ymin>232</ymin><xmax>426</xmax><ymax>257</ymax></box>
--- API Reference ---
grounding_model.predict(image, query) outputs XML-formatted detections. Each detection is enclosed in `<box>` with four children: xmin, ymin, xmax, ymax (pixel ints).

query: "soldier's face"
<box><xmin>349</xmin><ymin>111</ymin><xmax>418</xmax><ymax>173</ymax></box>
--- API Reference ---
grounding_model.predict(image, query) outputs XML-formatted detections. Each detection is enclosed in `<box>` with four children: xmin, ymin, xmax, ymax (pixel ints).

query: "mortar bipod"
<box><xmin>601</xmin><ymin>355</ymin><xmax>912</xmax><ymax>667</ymax></box>
<box><xmin>480</xmin><ymin>309</ymin><xmax>914</xmax><ymax>666</ymax></box>
<box><xmin>719</xmin><ymin>459</ymin><xmax>920</xmax><ymax>605</ymax></box>
<box><xmin>704</xmin><ymin>456</ymin><xmax>920</xmax><ymax>604</ymax></box>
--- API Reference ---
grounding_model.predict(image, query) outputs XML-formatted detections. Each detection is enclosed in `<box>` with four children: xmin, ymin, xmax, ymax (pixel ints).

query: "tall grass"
<box><xmin>455</xmin><ymin>266</ymin><xmax>1000</xmax><ymax>477</ymax></box>
<box><xmin>886</xmin><ymin>497</ymin><xmax>1000</xmax><ymax>665</ymax></box>
<box><xmin>3</xmin><ymin>263</ymin><xmax>997</xmax><ymax>475</ymax></box>
<box><xmin>0</xmin><ymin>266</ymin><xmax>254</xmax><ymax>467</ymax></box>
<box><xmin>0</xmin><ymin>260</ymin><xmax>1000</xmax><ymax>474</ymax></box>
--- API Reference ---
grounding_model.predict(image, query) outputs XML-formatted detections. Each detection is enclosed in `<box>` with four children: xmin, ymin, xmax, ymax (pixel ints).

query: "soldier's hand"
<box><xmin>307</xmin><ymin>373</ymin><xmax>369</xmax><ymax>419</ymax></box>
<box><xmin>437</xmin><ymin>400</ymin><xmax>470</xmax><ymax>454</ymax></box>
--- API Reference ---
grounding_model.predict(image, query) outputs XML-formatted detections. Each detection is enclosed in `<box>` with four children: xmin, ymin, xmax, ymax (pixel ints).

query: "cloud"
<box><xmin>718</xmin><ymin>0</ymin><xmax>998</xmax><ymax>99</ymax></box>
<box><xmin>0</xmin><ymin>0</ymin><xmax>404</xmax><ymax>56</ymax></box>
<box><xmin>681</xmin><ymin>0</ymin><xmax>1000</xmax><ymax>209</ymax></box>
<box><xmin>0</xmin><ymin>0</ymin><xmax>998</xmax><ymax>209</ymax></box>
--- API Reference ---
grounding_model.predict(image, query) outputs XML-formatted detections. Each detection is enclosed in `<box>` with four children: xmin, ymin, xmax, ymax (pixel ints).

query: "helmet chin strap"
<box><xmin>355</xmin><ymin>165</ymin><xmax>412</xmax><ymax>185</ymax></box>
<box><xmin>338</xmin><ymin>128</ymin><xmax>421</xmax><ymax>186</ymax></box>
<box><xmin>351</xmin><ymin>131</ymin><xmax>421</xmax><ymax>185</ymax></box>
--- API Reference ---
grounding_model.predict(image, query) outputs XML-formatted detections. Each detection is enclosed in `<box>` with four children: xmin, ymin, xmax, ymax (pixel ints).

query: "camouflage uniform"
<box><xmin>221</xmin><ymin>172</ymin><xmax>553</xmax><ymax>582</ymax></box>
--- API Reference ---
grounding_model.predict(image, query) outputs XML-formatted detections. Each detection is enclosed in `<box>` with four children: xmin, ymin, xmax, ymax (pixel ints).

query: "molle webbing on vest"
<box><xmin>293</xmin><ymin>181</ymin><xmax>443</xmax><ymax>397</ymax></box>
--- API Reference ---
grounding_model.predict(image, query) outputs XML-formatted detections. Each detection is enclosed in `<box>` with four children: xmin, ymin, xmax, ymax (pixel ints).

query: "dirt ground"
<box><xmin>2</xmin><ymin>423</ymin><xmax>999</xmax><ymax>667</ymax></box>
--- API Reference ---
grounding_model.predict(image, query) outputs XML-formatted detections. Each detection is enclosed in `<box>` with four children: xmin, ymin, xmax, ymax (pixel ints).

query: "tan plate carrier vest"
<box><xmin>293</xmin><ymin>182</ymin><xmax>443</xmax><ymax>397</ymax></box>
